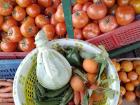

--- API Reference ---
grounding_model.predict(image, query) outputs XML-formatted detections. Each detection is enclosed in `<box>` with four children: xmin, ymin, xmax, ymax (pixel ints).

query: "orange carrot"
<box><xmin>74</xmin><ymin>91</ymin><xmax>81</xmax><ymax>105</ymax></box>
<box><xmin>0</xmin><ymin>93</ymin><xmax>13</xmax><ymax>98</ymax></box>
<box><xmin>89</xmin><ymin>84</ymin><xmax>98</xmax><ymax>90</ymax></box>
<box><xmin>0</xmin><ymin>86</ymin><xmax>12</xmax><ymax>93</ymax></box>
<box><xmin>0</xmin><ymin>81</ymin><xmax>12</xmax><ymax>87</ymax></box>
<box><xmin>0</xmin><ymin>98</ymin><xmax>14</xmax><ymax>103</ymax></box>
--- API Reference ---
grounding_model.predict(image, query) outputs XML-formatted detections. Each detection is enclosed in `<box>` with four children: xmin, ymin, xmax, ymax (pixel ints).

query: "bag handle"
<box><xmin>62</xmin><ymin>0</ymin><xmax>74</xmax><ymax>39</ymax></box>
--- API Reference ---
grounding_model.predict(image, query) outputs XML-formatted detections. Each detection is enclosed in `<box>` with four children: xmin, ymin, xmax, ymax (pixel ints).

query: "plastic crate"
<box><xmin>0</xmin><ymin>52</ymin><xmax>28</xmax><ymax>59</ymax></box>
<box><xmin>87</xmin><ymin>20</ymin><xmax>140</xmax><ymax>51</ymax></box>
<box><xmin>0</xmin><ymin>59</ymin><xmax>22</xmax><ymax>79</ymax></box>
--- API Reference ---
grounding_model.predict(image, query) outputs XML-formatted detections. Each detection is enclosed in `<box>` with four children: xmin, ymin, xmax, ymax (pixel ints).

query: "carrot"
<box><xmin>68</xmin><ymin>101</ymin><xmax>75</xmax><ymax>105</ymax></box>
<box><xmin>74</xmin><ymin>91</ymin><xmax>81</xmax><ymax>105</ymax></box>
<box><xmin>70</xmin><ymin>75</ymin><xmax>84</xmax><ymax>91</ymax></box>
<box><xmin>0</xmin><ymin>98</ymin><xmax>14</xmax><ymax>103</ymax></box>
<box><xmin>87</xmin><ymin>73</ymin><xmax>96</xmax><ymax>85</ymax></box>
<box><xmin>1</xmin><ymin>103</ymin><xmax>14</xmax><ymax>105</ymax></box>
<box><xmin>0</xmin><ymin>93</ymin><xmax>13</xmax><ymax>98</ymax></box>
<box><xmin>80</xmin><ymin>90</ymin><xmax>85</xmax><ymax>105</ymax></box>
<box><xmin>0</xmin><ymin>81</ymin><xmax>12</xmax><ymax>87</ymax></box>
<box><xmin>0</xmin><ymin>86</ymin><xmax>12</xmax><ymax>93</ymax></box>
<box><xmin>89</xmin><ymin>84</ymin><xmax>98</xmax><ymax>90</ymax></box>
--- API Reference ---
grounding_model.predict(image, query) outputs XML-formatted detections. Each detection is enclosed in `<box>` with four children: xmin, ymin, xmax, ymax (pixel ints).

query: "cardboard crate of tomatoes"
<box><xmin>0</xmin><ymin>0</ymin><xmax>140</xmax><ymax>58</ymax></box>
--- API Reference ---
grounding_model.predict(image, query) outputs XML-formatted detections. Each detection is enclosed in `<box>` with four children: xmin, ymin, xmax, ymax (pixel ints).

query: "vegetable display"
<box><xmin>0</xmin><ymin>0</ymin><xmax>139</xmax><ymax>52</ymax></box>
<box><xmin>112</xmin><ymin>59</ymin><xmax>140</xmax><ymax>104</ymax></box>
<box><xmin>20</xmin><ymin>30</ymin><xmax>118</xmax><ymax>105</ymax></box>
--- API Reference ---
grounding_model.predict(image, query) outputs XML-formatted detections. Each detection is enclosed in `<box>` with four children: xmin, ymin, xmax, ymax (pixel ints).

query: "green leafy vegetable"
<box><xmin>82</xmin><ymin>90</ymin><xmax>89</xmax><ymax>105</ymax></box>
<box><xmin>59</xmin><ymin>87</ymin><xmax>73</xmax><ymax>105</ymax></box>
<box><xmin>66</xmin><ymin>47</ymin><xmax>81</xmax><ymax>67</ymax></box>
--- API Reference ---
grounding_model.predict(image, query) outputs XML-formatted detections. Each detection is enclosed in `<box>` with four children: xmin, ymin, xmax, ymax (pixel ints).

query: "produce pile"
<box><xmin>0</xmin><ymin>80</ymin><xmax>14</xmax><ymax>104</ymax></box>
<box><xmin>112</xmin><ymin>59</ymin><xmax>140</xmax><ymax>105</ymax></box>
<box><xmin>0</xmin><ymin>0</ymin><xmax>140</xmax><ymax>52</ymax></box>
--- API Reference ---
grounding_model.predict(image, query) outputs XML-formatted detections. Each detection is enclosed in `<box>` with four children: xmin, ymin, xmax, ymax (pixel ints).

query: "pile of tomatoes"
<box><xmin>0</xmin><ymin>0</ymin><xmax>140</xmax><ymax>52</ymax></box>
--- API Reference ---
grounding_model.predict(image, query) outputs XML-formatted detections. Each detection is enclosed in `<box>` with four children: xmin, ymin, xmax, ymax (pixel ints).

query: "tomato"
<box><xmin>12</xmin><ymin>6</ymin><xmax>26</xmax><ymax>21</ymax></box>
<box><xmin>43</xmin><ymin>24</ymin><xmax>55</xmax><ymax>40</ymax></box>
<box><xmin>87</xmin><ymin>2</ymin><xmax>107</xmax><ymax>20</ymax></box>
<box><xmin>115</xmin><ymin>5</ymin><xmax>135</xmax><ymax>26</ymax></box>
<box><xmin>55</xmin><ymin>4</ymin><xmax>64</xmax><ymax>23</ymax></box>
<box><xmin>0</xmin><ymin>15</ymin><xmax>4</xmax><ymax>27</ymax></box>
<box><xmin>32</xmin><ymin>0</ymin><xmax>37</xmax><ymax>3</ymax></box>
<box><xmin>35</xmin><ymin>15</ymin><xmax>50</xmax><ymax>28</ymax></box>
<box><xmin>0</xmin><ymin>0</ymin><xmax>13</xmax><ymax>16</ymax></box>
<box><xmin>2</xmin><ymin>17</ymin><xmax>17</xmax><ymax>32</ymax></box>
<box><xmin>99</xmin><ymin>15</ymin><xmax>118</xmax><ymax>33</ymax></box>
<box><xmin>1</xmin><ymin>32</ymin><xmax>11</xmax><ymax>42</ymax></box>
<box><xmin>20</xmin><ymin>21</ymin><xmax>38</xmax><ymax>37</ymax></box>
<box><xmin>38</xmin><ymin>0</ymin><xmax>53</xmax><ymax>8</ymax></box>
<box><xmin>108</xmin><ymin>4</ymin><xmax>118</xmax><ymax>15</ymax></box>
<box><xmin>45</xmin><ymin>7</ymin><xmax>56</xmax><ymax>18</ymax></box>
<box><xmin>1</xmin><ymin>39</ymin><xmax>17</xmax><ymax>52</ymax></box>
<box><xmin>7</xmin><ymin>26</ymin><xmax>22</xmax><ymax>42</ymax></box>
<box><xmin>83</xmin><ymin>23</ymin><xmax>100</xmax><ymax>40</ymax></box>
<box><xmin>16</xmin><ymin>0</ymin><xmax>32</xmax><ymax>7</ymax></box>
<box><xmin>52</xmin><ymin>0</ymin><xmax>61</xmax><ymax>9</ymax></box>
<box><xmin>117</xmin><ymin>0</ymin><xmax>130</xmax><ymax>6</ymax></box>
<box><xmin>74</xmin><ymin>28</ymin><xmax>84</xmax><ymax>40</ymax></box>
<box><xmin>56</xmin><ymin>23</ymin><xmax>66</xmax><ymax>38</ymax></box>
<box><xmin>82</xmin><ymin>2</ymin><xmax>92</xmax><ymax>12</ymax></box>
<box><xmin>26</xmin><ymin>4</ymin><xmax>41</xmax><ymax>18</ymax></box>
<box><xmin>19</xmin><ymin>37</ymin><xmax>35</xmax><ymax>52</ymax></box>
<box><xmin>51</xmin><ymin>14</ymin><xmax>58</xmax><ymax>25</ymax></box>
<box><xmin>130</xmin><ymin>0</ymin><xmax>140</xmax><ymax>14</ymax></box>
<box><xmin>73</xmin><ymin>4</ymin><xmax>83</xmax><ymax>13</ymax></box>
<box><xmin>21</xmin><ymin>16</ymin><xmax>35</xmax><ymax>24</ymax></box>
<box><xmin>72</xmin><ymin>11</ymin><xmax>89</xmax><ymax>29</ymax></box>
<box><xmin>102</xmin><ymin>0</ymin><xmax>115</xmax><ymax>8</ymax></box>
<box><xmin>76</xmin><ymin>0</ymin><xmax>88</xmax><ymax>4</ymax></box>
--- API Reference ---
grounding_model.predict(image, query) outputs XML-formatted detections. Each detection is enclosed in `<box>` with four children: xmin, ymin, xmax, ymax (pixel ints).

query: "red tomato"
<box><xmin>20</xmin><ymin>21</ymin><xmax>38</xmax><ymax>37</ymax></box>
<box><xmin>1</xmin><ymin>39</ymin><xmax>17</xmax><ymax>52</ymax></box>
<box><xmin>76</xmin><ymin>0</ymin><xmax>88</xmax><ymax>4</ymax></box>
<box><xmin>35</xmin><ymin>15</ymin><xmax>50</xmax><ymax>28</ymax></box>
<box><xmin>73</xmin><ymin>4</ymin><xmax>83</xmax><ymax>13</ymax></box>
<box><xmin>52</xmin><ymin>0</ymin><xmax>61</xmax><ymax>9</ymax></box>
<box><xmin>51</xmin><ymin>14</ymin><xmax>58</xmax><ymax>25</ymax></box>
<box><xmin>82</xmin><ymin>2</ymin><xmax>92</xmax><ymax>12</ymax></box>
<box><xmin>102</xmin><ymin>0</ymin><xmax>115</xmax><ymax>8</ymax></box>
<box><xmin>99</xmin><ymin>15</ymin><xmax>118</xmax><ymax>33</ymax></box>
<box><xmin>2</xmin><ymin>17</ymin><xmax>17</xmax><ymax>32</ymax></box>
<box><xmin>115</xmin><ymin>5</ymin><xmax>135</xmax><ymax>25</ymax></box>
<box><xmin>55</xmin><ymin>4</ymin><xmax>64</xmax><ymax>23</ymax></box>
<box><xmin>7</xmin><ymin>26</ymin><xmax>23</xmax><ymax>42</ymax></box>
<box><xmin>56</xmin><ymin>22</ymin><xmax>66</xmax><ymax>38</ymax></box>
<box><xmin>74</xmin><ymin>28</ymin><xmax>84</xmax><ymax>40</ymax></box>
<box><xmin>117</xmin><ymin>0</ymin><xmax>130</xmax><ymax>6</ymax></box>
<box><xmin>16</xmin><ymin>0</ymin><xmax>32</xmax><ymax>7</ymax></box>
<box><xmin>38</xmin><ymin>0</ymin><xmax>53</xmax><ymax>8</ymax></box>
<box><xmin>0</xmin><ymin>0</ymin><xmax>13</xmax><ymax>16</ymax></box>
<box><xmin>130</xmin><ymin>0</ymin><xmax>140</xmax><ymax>14</ymax></box>
<box><xmin>45</xmin><ymin>7</ymin><xmax>56</xmax><ymax>17</ymax></box>
<box><xmin>43</xmin><ymin>24</ymin><xmax>55</xmax><ymax>40</ymax></box>
<box><xmin>108</xmin><ymin>4</ymin><xmax>118</xmax><ymax>15</ymax></box>
<box><xmin>0</xmin><ymin>15</ymin><xmax>4</xmax><ymax>27</ymax></box>
<box><xmin>12</xmin><ymin>6</ymin><xmax>26</xmax><ymax>21</ymax></box>
<box><xmin>21</xmin><ymin>16</ymin><xmax>35</xmax><ymax>24</ymax></box>
<box><xmin>26</xmin><ymin>4</ymin><xmax>41</xmax><ymax>18</ymax></box>
<box><xmin>83</xmin><ymin>23</ymin><xmax>100</xmax><ymax>40</ymax></box>
<box><xmin>87</xmin><ymin>2</ymin><xmax>107</xmax><ymax>20</ymax></box>
<box><xmin>19</xmin><ymin>37</ymin><xmax>35</xmax><ymax>52</ymax></box>
<box><xmin>72</xmin><ymin>11</ymin><xmax>89</xmax><ymax>29</ymax></box>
